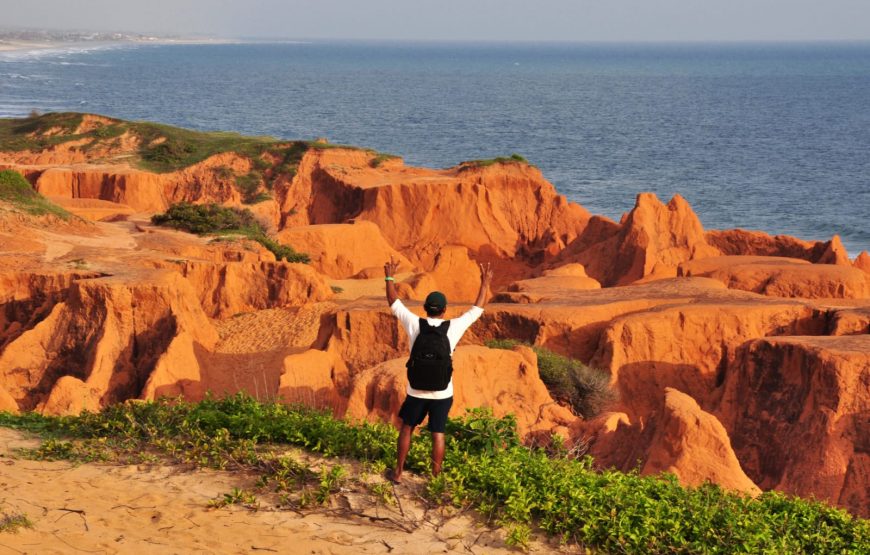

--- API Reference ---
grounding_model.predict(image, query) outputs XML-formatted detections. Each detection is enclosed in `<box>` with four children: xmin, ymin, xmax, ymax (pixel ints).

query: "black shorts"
<box><xmin>398</xmin><ymin>395</ymin><xmax>453</xmax><ymax>433</ymax></box>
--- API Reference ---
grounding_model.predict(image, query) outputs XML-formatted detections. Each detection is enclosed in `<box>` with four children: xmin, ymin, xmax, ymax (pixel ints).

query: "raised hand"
<box><xmin>384</xmin><ymin>255</ymin><xmax>400</xmax><ymax>278</ymax></box>
<box><xmin>479</xmin><ymin>262</ymin><xmax>493</xmax><ymax>285</ymax></box>
<box><xmin>475</xmin><ymin>262</ymin><xmax>493</xmax><ymax>307</ymax></box>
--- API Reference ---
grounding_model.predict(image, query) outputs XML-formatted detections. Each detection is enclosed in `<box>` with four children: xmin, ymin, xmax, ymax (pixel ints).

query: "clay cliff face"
<box><xmin>273</xmin><ymin>149</ymin><xmax>590</xmax><ymax>284</ymax></box>
<box><xmin>15</xmin><ymin>152</ymin><xmax>248</xmax><ymax>213</ymax></box>
<box><xmin>719</xmin><ymin>335</ymin><xmax>870</xmax><ymax>517</ymax></box>
<box><xmin>0</xmin><ymin>271</ymin><xmax>218</xmax><ymax>414</ymax></box>
<box><xmin>1</xmin><ymin>116</ymin><xmax>869</xmax><ymax>518</ymax></box>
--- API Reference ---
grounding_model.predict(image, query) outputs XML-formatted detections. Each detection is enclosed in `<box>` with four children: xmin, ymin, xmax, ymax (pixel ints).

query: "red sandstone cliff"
<box><xmin>1</xmin><ymin>115</ymin><xmax>868</xmax><ymax>518</ymax></box>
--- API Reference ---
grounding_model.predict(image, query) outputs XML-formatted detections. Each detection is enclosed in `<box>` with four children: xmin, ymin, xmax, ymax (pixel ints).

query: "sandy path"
<box><xmin>0</xmin><ymin>429</ymin><xmax>538</xmax><ymax>555</ymax></box>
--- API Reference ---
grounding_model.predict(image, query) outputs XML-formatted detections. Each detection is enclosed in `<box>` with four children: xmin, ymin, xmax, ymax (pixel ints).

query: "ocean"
<box><xmin>1</xmin><ymin>41</ymin><xmax>868</xmax><ymax>255</ymax></box>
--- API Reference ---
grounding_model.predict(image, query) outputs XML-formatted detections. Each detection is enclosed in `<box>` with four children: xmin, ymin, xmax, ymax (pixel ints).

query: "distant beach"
<box><xmin>0</xmin><ymin>37</ymin><xmax>238</xmax><ymax>54</ymax></box>
<box><xmin>0</xmin><ymin>39</ymin><xmax>57</xmax><ymax>52</ymax></box>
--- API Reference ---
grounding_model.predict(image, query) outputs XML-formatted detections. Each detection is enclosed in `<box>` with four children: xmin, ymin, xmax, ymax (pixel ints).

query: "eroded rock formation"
<box><xmin>1</xmin><ymin>117</ymin><xmax>868</xmax><ymax>517</ymax></box>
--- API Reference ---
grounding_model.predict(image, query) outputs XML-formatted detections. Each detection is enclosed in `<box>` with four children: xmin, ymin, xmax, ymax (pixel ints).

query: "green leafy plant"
<box><xmin>505</xmin><ymin>523</ymin><xmax>532</xmax><ymax>551</ymax></box>
<box><xmin>316</xmin><ymin>464</ymin><xmax>347</xmax><ymax>504</ymax></box>
<box><xmin>209</xmin><ymin>487</ymin><xmax>259</xmax><ymax>509</ymax></box>
<box><xmin>367</xmin><ymin>481</ymin><xmax>396</xmax><ymax>506</ymax></box>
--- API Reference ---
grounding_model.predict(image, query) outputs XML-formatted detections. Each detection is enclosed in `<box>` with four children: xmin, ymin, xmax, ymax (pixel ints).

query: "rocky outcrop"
<box><xmin>718</xmin><ymin>335</ymin><xmax>870</xmax><ymax>517</ymax></box>
<box><xmin>592</xmin><ymin>299</ymin><xmax>825</xmax><ymax>418</ymax></box>
<box><xmin>278</xmin><ymin>149</ymin><xmax>589</xmax><ymax>281</ymax></box>
<box><xmin>31</xmin><ymin>167</ymin><xmax>170</xmax><ymax>212</ymax></box>
<box><xmin>707</xmin><ymin>229</ymin><xmax>851</xmax><ymax>265</ymax></box>
<box><xmin>278</xmin><ymin>349</ymin><xmax>350</xmax><ymax>413</ymax></box>
<box><xmin>558</xmin><ymin>194</ymin><xmax>720</xmax><ymax>286</ymax></box>
<box><xmin>646</xmin><ymin>389</ymin><xmax>760</xmax><ymax>494</ymax></box>
<box><xmin>679</xmin><ymin>256</ymin><xmax>870</xmax><ymax>299</ymax></box>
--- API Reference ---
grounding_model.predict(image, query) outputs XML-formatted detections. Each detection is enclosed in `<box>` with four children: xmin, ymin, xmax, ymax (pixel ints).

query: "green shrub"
<box><xmin>256</xmin><ymin>234</ymin><xmax>310</xmax><ymax>263</ymax></box>
<box><xmin>485</xmin><ymin>340</ymin><xmax>616</xmax><ymax>418</ymax></box>
<box><xmin>151</xmin><ymin>202</ymin><xmax>308</xmax><ymax>263</ymax></box>
<box><xmin>151</xmin><ymin>202</ymin><xmax>258</xmax><ymax>234</ymax></box>
<box><xmin>0</xmin><ymin>170</ymin><xmax>71</xmax><ymax>219</ymax></box>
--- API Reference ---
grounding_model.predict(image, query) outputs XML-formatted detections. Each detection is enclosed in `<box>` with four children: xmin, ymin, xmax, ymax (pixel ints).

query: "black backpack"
<box><xmin>406</xmin><ymin>319</ymin><xmax>452</xmax><ymax>391</ymax></box>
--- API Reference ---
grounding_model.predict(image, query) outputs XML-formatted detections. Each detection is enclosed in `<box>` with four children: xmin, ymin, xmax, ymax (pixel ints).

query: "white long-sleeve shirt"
<box><xmin>390</xmin><ymin>299</ymin><xmax>484</xmax><ymax>400</ymax></box>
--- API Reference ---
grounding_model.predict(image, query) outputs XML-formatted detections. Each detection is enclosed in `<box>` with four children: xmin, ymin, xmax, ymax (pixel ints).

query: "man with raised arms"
<box><xmin>384</xmin><ymin>256</ymin><xmax>493</xmax><ymax>483</ymax></box>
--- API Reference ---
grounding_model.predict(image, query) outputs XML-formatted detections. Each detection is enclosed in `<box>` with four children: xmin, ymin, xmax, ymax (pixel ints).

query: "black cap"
<box><xmin>424</xmin><ymin>291</ymin><xmax>447</xmax><ymax>313</ymax></box>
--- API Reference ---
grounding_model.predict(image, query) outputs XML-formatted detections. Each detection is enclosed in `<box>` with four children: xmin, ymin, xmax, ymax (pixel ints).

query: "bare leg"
<box><xmin>431</xmin><ymin>432</ymin><xmax>445</xmax><ymax>476</ymax></box>
<box><xmin>392</xmin><ymin>424</ymin><xmax>413</xmax><ymax>483</ymax></box>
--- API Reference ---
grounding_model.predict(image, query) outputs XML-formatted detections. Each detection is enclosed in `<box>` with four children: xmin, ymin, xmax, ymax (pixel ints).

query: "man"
<box><xmin>384</xmin><ymin>256</ymin><xmax>493</xmax><ymax>483</ymax></box>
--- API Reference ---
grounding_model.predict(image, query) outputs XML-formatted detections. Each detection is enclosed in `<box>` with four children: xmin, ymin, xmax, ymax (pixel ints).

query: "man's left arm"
<box><xmin>385</xmin><ymin>256</ymin><xmax>400</xmax><ymax>307</ymax></box>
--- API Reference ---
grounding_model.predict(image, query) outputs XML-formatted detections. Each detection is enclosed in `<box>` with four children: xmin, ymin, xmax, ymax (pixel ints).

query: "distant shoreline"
<box><xmin>0</xmin><ymin>37</ymin><xmax>240</xmax><ymax>54</ymax></box>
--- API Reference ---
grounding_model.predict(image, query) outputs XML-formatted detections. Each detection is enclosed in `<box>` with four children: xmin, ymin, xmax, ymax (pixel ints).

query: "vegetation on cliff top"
<box><xmin>0</xmin><ymin>169</ymin><xmax>71</xmax><ymax>219</ymax></box>
<box><xmin>461</xmin><ymin>153</ymin><xmax>530</xmax><ymax>169</ymax></box>
<box><xmin>0</xmin><ymin>112</ymin><xmax>397</xmax><ymax>204</ymax></box>
<box><xmin>1</xmin><ymin>395</ymin><xmax>866</xmax><ymax>553</ymax></box>
<box><xmin>151</xmin><ymin>202</ymin><xmax>309</xmax><ymax>263</ymax></box>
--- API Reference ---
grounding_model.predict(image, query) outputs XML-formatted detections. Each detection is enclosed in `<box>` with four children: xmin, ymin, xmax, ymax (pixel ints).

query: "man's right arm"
<box><xmin>473</xmin><ymin>262</ymin><xmax>494</xmax><ymax>308</ymax></box>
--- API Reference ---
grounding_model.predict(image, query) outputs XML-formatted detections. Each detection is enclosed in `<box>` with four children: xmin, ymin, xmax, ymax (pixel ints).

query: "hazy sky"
<box><xmin>3</xmin><ymin>0</ymin><xmax>869</xmax><ymax>42</ymax></box>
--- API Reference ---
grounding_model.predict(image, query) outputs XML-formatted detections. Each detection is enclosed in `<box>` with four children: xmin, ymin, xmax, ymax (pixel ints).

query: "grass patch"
<box><xmin>0</xmin><ymin>112</ymin><xmax>312</xmax><ymax>175</ymax></box>
<box><xmin>0</xmin><ymin>170</ymin><xmax>71</xmax><ymax>219</ymax></box>
<box><xmin>0</xmin><ymin>112</ymin><xmax>84</xmax><ymax>152</ymax></box>
<box><xmin>151</xmin><ymin>202</ymin><xmax>309</xmax><ymax>263</ymax></box>
<box><xmin>370</xmin><ymin>153</ymin><xmax>400</xmax><ymax>168</ymax></box>
<box><xmin>486</xmin><ymin>339</ymin><xmax>616</xmax><ymax>418</ymax></box>
<box><xmin>0</xmin><ymin>395</ymin><xmax>866</xmax><ymax>553</ymax></box>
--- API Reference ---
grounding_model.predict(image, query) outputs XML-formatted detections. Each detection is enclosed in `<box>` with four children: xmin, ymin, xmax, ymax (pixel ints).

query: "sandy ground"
<box><xmin>0</xmin><ymin>428</ymin><xmax>561</xmax><ymax>555</ymax></box>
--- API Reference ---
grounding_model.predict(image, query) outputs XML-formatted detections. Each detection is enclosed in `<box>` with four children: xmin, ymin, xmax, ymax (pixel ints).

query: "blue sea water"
<box><xmin>1</xmin><ymin>41</ymin><xmax>868</xmax><ymax>255</ymax></box>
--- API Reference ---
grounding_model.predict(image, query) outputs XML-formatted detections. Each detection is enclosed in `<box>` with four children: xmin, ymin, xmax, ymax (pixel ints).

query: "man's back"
<box><xmin>390</xmin><ymin>299</ymin><xmax>484</xmax><ymax>398</ymax></box>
